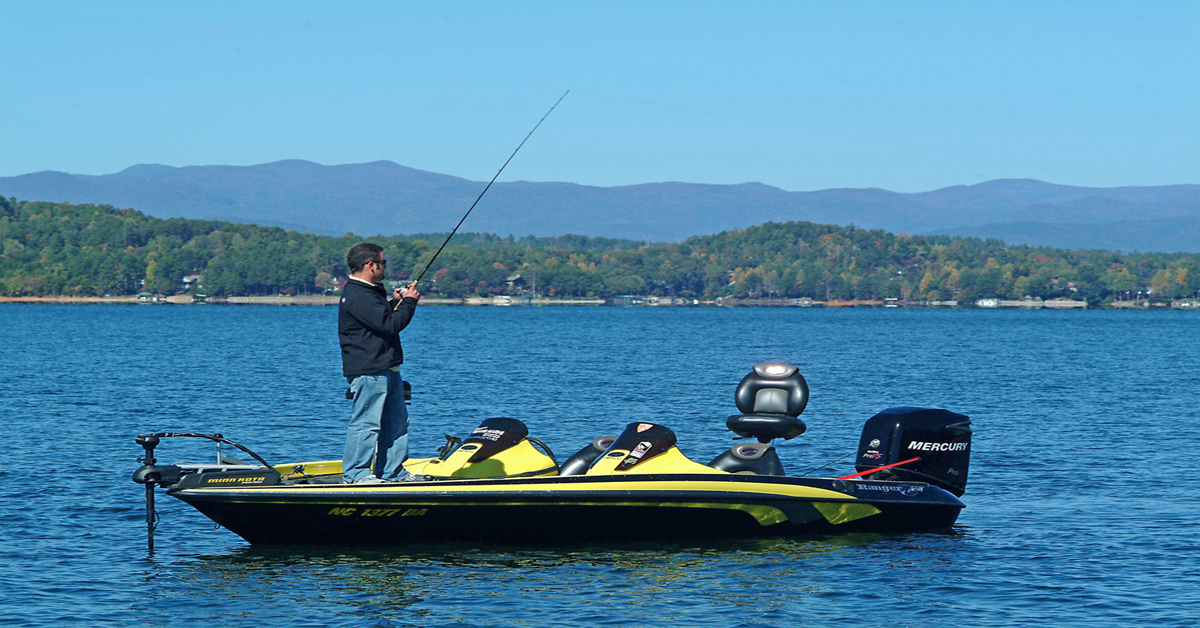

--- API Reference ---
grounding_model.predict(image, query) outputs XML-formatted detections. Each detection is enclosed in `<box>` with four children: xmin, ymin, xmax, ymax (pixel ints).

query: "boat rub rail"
<box><xmin>168</xmin><ymin>473</ymin><xmax>963</xmax><ymax>508</ymax></box>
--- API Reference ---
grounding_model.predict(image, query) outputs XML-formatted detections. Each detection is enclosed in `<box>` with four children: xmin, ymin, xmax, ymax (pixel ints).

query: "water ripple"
<box><xmin>1</xmin><ymin>304</ymin><xmax>1198</xmax><ymax>627</ymax></box>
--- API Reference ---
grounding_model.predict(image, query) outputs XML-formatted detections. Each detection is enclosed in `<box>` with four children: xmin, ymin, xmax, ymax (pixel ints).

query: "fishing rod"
<box><xmin>405</xmin><ymin>90</ymin><xmax>569</xmax><ymax>290</ymax></box>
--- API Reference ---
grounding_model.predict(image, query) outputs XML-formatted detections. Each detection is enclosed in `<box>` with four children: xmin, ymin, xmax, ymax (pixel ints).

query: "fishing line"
<box><xmin>410</xmin><ymin>91</ymin><xmax>570</xmax><ymax>287</ymax></box>
<box><xmin>575</xmin><ymin>89</ymin><xmax>1131</xmax><ymax>186</ymax></box>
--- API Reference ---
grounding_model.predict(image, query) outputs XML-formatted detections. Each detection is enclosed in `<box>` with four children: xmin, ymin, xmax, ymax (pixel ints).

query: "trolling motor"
<box><xmin>132</xmin><ymin>432</ymin><xmax>275</xmax><ymax>550</ymax></box>
<box><xmin>130</xmin><ymin>435</ymin><xmax>179</xmax><ymax>551</ymax></box>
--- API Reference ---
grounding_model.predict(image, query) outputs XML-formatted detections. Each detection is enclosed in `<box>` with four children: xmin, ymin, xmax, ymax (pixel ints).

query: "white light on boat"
<box><xmin>764</xmin><ymin>365</ymin><xmax>788</xmax><ymax>375</ymax></box>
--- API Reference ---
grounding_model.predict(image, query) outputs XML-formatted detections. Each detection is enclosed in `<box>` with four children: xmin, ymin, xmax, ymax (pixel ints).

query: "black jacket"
<box><xmin>338</xmin><ymin>279</ymin><xmax>419</xmax><ymax>378</ymax></box>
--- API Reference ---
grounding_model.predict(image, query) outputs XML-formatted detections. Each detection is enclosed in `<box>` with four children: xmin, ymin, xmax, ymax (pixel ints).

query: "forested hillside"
<box><xmin>3</xmin><ymin>198</ymin><xmax>1198</xmax><ymax>303</ymax></box>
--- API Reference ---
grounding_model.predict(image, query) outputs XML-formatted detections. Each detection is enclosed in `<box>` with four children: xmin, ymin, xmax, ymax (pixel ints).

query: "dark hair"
<box><xmin>347</xmin><ymin>243</ymin><xmax>384</xmax><ymax>273</ymax></box>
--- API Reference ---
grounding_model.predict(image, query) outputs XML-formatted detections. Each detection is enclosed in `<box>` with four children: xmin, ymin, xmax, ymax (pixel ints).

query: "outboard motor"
<box><xmin>856</xmin><ymin>407</ymin><xmax>972</xmax><ymax>496</ymax></box>
<box><xmin>710</xmin><ymin>363</ymin><xmax>809</xmax><ymax>475</ymax></box>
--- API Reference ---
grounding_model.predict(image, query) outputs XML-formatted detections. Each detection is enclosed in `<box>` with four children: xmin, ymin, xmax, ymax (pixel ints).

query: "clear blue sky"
<box><xmin>2</xmin><ymin>1</ymin><xmax>1196</xmax><ymax>192</ymax></box>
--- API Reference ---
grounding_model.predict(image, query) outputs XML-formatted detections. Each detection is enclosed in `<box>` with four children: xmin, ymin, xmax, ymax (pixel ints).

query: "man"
<box><xmin>338</xmin><ymin>242</ymin><xmax>421</xmax><ymax>484</ymax></box>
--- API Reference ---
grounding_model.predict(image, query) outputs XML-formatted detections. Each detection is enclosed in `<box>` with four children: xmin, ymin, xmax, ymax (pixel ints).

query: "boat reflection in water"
<box><xmin>141</xmin><ymin>531</ymin><xmax>972</xmax><ymax>626</ymax></box>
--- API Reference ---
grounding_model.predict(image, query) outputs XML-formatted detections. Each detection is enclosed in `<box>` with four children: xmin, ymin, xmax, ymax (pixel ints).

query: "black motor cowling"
<box><xmin>856</xmin><ymin>407</ymin><xmax>972</xmax><ymax>496</ymax></box>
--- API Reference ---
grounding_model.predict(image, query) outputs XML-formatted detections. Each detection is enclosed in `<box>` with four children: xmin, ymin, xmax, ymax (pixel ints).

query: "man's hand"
<box><xmin>401</xmin><ymin>282</ymin><xmax>421</xmax><ymax>300</ymax></box>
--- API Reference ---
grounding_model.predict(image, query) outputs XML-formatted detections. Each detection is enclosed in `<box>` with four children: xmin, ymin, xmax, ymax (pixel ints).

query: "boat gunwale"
<box><xmin>167</xmin><ymin>472</ymin><xmax>964</xmax><ymax>509</ymax></box>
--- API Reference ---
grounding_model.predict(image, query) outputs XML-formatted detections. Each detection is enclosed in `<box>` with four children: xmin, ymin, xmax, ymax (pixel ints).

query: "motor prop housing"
<box><xmin>856</xmin><ymin>407</ymin><xmax>972</xmax><ymax>496</ymax></box>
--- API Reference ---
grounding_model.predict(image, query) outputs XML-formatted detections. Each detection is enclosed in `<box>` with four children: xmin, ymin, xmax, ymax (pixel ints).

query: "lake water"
<box><xmin>1</xmin><ymin>304</ymin><xmax>1197</xmax><ymax>627</ymax></box>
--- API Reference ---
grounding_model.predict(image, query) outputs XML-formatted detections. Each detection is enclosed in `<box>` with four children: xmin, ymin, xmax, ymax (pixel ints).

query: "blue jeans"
<box><xmin>344</xmin><ymin>369</ymin><xmax>409</xmax><ymax>482</ymax></box>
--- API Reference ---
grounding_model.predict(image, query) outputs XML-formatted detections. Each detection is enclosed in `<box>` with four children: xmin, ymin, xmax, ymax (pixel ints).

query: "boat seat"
<box><xmin>708</xmin><ymin>441</ymin><xmax>787</xmax><ymax>475</ymax></box>
<box><xmin>726</xmin><ymin>414</ymin><xmax>806</xmax><ymax>443</ymax></box>
<box><xmin>726</xmin><ymin>363</ymin><xmax>810</xmax><ymax>443</ymax></box>
<box><xmin>559</xmin><ymin>436</ymin><xmax>618</xmax><ymax>476</ymax></box>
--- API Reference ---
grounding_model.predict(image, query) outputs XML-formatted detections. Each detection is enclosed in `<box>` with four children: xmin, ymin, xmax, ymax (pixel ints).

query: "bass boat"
<box><xmin>132</xmin><ymin>363</ymin><xmax>972</xmax><ymax>546</ymax></box>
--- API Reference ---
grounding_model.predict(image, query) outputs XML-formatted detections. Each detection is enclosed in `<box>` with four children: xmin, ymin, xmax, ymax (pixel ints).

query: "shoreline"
<box><xmin>0</xmin><ymin>295</ymin><xmax>603</xmax><ymax>306</ymax></box>
<box><xmin>2</xmin><ymin>295</ymin><xmax>1195</xmax><ymax>309</ymax></box>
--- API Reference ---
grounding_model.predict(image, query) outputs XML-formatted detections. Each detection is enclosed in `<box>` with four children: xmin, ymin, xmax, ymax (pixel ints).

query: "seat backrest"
<box><xmin>734</xmin><ymin>363</ymin><xmax>809</xmax><ymax>417</ymax></box>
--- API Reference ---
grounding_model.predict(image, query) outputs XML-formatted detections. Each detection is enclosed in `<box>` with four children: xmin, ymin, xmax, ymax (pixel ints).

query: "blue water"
<box><xmin>1</xmin><ymin>304</ymin><xmax>1197</xmax><ymax>627</ymax></box>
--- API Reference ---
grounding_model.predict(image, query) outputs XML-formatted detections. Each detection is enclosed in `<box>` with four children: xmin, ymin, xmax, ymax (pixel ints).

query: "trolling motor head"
<box><xmin>726</xmin><ymin>363</ymin><xmax>809</xmax><ymax>443</ymax></box>
<box><xmin>131</xmin><ymin>434</ymin><xmax>182</xmax><ymax>487</ymax></box>
<box><xmin>135</xmin><ymin>434</ymin><xmax>159</xmax><ymax>451</ymax></box>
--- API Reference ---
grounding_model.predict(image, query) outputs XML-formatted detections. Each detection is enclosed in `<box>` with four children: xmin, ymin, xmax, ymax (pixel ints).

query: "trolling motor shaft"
<box><xmin>132</xmin><ymin>435</ymin><xmax>183</xmax><ymax>550</ymax></box>
<box><xmin>133</xmin><ymin>434</ymin><xmax>158</xmax><ymax>551</ymax></box>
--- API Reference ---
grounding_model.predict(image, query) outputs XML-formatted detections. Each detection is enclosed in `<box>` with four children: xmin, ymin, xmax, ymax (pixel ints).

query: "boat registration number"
<box><xmin>326</xmin><ymin>507</ymin><xmax>428</xmax><ymax>517</ymax></box>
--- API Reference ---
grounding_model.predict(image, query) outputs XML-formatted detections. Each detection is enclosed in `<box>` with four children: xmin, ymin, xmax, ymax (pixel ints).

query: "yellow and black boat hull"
<box><xmin>167</xmin><ymin>473</ymin><xmax>964</xmax><ymax>544</ymax></box>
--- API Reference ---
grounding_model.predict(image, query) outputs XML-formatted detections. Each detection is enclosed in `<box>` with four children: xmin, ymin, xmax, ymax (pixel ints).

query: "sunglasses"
<box><xmin>370</xmin><ymin>259</ymin><xmax>387</xmax><ymax>268</ymax></box>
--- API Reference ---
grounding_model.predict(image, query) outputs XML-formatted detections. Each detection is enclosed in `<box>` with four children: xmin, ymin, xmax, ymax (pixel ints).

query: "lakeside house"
<box><xmin>181</xmin><ymin>274</ymin><xmax>203</xmax><ymax>293</ymax></box>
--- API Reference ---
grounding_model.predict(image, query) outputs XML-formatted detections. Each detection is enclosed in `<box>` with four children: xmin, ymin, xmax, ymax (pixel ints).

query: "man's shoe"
<box><xmin>393</xmin><ymin>472</ymin><xmax>425</xmax><ymax>483</ymax></box>
<box><xmin>351</xmin><ymin>475</ymin><xmax>386</xmax><ymax>484</ymax></box>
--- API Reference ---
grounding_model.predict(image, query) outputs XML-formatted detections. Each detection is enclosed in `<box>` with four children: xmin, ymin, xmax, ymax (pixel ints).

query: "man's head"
<box><xmin>347</xmin><ymin>243</ymin><xmax>386</xmax><ymax>281</ymax></box>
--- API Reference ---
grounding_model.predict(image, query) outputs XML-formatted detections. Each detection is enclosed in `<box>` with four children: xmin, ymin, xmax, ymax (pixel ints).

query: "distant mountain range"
<box><xmin>2</xmin><ymin>160</ymin><xmax>1197</xmax><ymax>252</ymax></box>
